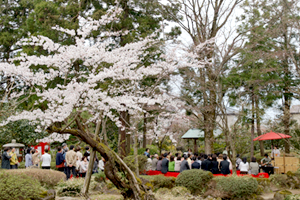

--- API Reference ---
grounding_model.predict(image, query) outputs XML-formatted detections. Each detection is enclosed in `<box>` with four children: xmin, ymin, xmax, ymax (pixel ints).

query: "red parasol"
<box><xmin>253</xmin><ymin>131</ymin><xmax>291</xmax><ymax>141</ymax></box>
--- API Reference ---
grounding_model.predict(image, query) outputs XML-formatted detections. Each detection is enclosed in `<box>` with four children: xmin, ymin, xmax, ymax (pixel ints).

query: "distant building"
<box><xmin>290</xmin><ymin>105</ymin><xmax>300</xmax><ymax>125</ymax></box>
<box><xmin>216</xmin><ymin>107</ymin><xmax>239</xmax><ymax>130</ymax></box>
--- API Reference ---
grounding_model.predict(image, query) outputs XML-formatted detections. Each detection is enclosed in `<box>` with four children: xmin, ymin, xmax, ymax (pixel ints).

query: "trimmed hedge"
<box><xmin>152</xmin><ymin>175</ymin><xmax>176</xmax><ymax>190</ymax></box>
<box><xmin>175</xmin><ymin>169</ymin><xmax>213</xmax><ymax>195</ymax></box>
<box><xmin>215</xmin><ymin>175</ymin><xmax>258</xmax><ymax>198</ymax></box>
<box><xmin>0</xmin><ymin>171</ymin><xmax>43</xmax><ymax>200</ymax></box>
<box><xmin>5</xmin><ymin>168</ymin><xmax>66</xmax><ymax>188</ymax></box>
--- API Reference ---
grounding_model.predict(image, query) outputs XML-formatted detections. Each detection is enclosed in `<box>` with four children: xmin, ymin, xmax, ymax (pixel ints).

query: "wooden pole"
<box><xmin>82</xmin><ymin>120</ymin><xmax>101</xmax><ymax>197</ymax></box>
<box><xmin>284</xmin><ymin>151</ymin><xmax>286</xmax><ymax>174</ymax></box>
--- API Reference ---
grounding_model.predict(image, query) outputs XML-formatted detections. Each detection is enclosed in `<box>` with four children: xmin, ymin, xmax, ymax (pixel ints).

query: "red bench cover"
<box><xmin>145</xmin><ymin>170</ymin><xmax>269</xmax><ymax>178</ymax></box>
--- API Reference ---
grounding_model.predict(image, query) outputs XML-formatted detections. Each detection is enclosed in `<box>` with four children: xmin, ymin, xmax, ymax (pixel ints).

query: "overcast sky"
<box><xmin>160</xmin><ymin>0</ymin><xmax>300</xmax><ymax>123</ymax></box>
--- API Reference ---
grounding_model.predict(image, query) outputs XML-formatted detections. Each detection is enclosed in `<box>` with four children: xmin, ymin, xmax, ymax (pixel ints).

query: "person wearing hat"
<box><xmin>180</xmin><ymin>154</ymin><xmax>190</xmax><ymax>172</ymax></box>
<box><xmin>161</xmin><ymin>153</ymin><xmax>169</xmax><ymax>174</ymax></box>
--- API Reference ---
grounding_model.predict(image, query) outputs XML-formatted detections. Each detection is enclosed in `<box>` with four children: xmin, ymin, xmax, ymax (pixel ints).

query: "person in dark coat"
<box><xmin>1</xmin><ymin>147</ymin><xmax>11</xmax><ymax>169</ymax></box>
<box><xmin>180</xmin><ymin>155</ymin><xmax>190</xmax><ymax>172</ymax></box>
<box><xmin>191</xmin><ymin>157</ymin><xmax>200</xmax><ymax>169</ymax></box>
<box><xmin>56</xmin><ymin>146</ymin><xmax>65</xmax><ymax>172</ymax></box>
<box><xmin>210</xmin><ymin>154</ymin><xmax>220</xmax><ymax>174</ymax></box>
<box><xmin>161</xmin><ymin>153</ymin><xmax>169</xmax><ymax>174</ymax></box>
<box><xmin>220</xmin><ymin>154</ymin><xmax>230</xmax><ymax>175</ymax></box>
<box><xmin>201</xmin><ymin>154</ymin><xmax>211</xmax><ymax>171</ymax></box>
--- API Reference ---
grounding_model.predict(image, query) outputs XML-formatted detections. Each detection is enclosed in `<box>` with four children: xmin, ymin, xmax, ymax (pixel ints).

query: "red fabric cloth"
<box><xmin>145</xmin><ymin>170</ymin><xmax>269</xmax><ymax>178</ymax></box>
<box><xmin>253</xmin><ymin>131</ymin><xmax>291</xmax><ymax>141</ymax></box>
<box><xmin>165</xmin><ymin>172</ymin><xmax>180</xmax><ymax>177</ymax></box>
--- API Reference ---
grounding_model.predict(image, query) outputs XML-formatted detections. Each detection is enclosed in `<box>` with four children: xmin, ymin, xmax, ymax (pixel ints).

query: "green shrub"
<box><xmin>215</xmin><ymin>175</ymin><xmax>258</xmax><ymax>198</ymax></box>
<box><xmin>256</xmin><ymin>178</ymin><xmax>271</xmax><ymax>187</ymax></box>
<box><xmin>6</xmin><ymin>168</ymin><xmax>66</xmax><ymax>188</ymax></box>
<box><xmin>123</xmin><ymin>155</ymin><xmax>148</xmax><ymax>173</ymax></box>
<box><xmin>256</xmin><ymin>178</ymin><xmax>271</xmax><ymax>194</ymax></box>
<box><xmin>175</xmin><ymin>169</ymin><xmax>213</xmax><ymax>195</ymax></box>
<box><xmin>0</xmin><ymin>171</ymin><xmax>43</xmax><ymax>200</ymax></box>
<box><xmin>151</xmin><ymin>175</ymin><xmax>176</xmax><ymax>190</ymax></box>
<box><xmin>56</xmin><ymin>178</ymin><xmax>96</xmax><ymax>196</ymax></box>
<box><xmin>171</xmin><ymin>186</ymin><xmax>191</xmax><ymax>197</ymax></box>
<box><xmin>94</xmin><ymin>171</ymin><xmax>106</xmax><ymax>183</ymax></box>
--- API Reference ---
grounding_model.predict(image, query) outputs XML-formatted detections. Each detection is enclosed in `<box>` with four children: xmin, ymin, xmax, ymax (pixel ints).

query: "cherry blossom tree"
<box><xmin>0</xmin><ymin>6</ymin><xmax>209</xmax><ymax>199</ymax></box>
<box><xmin>145</xmin><ymin>102</ymin><xmax>191</xmax><ymax>154</ymax></box>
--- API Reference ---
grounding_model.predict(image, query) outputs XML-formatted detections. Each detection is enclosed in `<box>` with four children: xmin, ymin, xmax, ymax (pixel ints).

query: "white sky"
<box><xmin>161</xmin><ymin>0</ymin><xmax>300</xmax><ymax>123</ymax></box>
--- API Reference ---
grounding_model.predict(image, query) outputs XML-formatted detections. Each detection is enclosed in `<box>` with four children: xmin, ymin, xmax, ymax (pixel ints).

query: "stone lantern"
<box><xmin>3</xmin><ymin>139</ymin><xmax>25</xmax><ymax>162</ymax></box>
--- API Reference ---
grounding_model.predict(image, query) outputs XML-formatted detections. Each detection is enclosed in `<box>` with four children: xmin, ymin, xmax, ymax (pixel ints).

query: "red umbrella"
<box><xmin>253</xmin><ymin>131</ymin><xmax>291</xmax><ymax>141</ymax></box>
<box><xmin>253</xmin><ymin>131</ymin><xmax>292</xmax><ymax>174</ymax></box>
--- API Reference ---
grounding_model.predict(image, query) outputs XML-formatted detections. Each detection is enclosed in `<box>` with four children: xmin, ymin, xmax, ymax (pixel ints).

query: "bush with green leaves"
<box><xmin>0</xmin><ymin>171</ymin><xmax>43</xmax><ymax>200</ymax></box>
<box><xmin>215</xmin><ymin>175</ymin><xmax>258</xmax><ymax>198</ymax></box>
<box><xmin>151</xmin><ymin>175</ymin><xmax>176</xmax><ymax>190</ymax></box>
<box><xmin>93</xmin><ymin>171</ymin><xmax>106</xmax><ymax>183</ymax></box>
<box><xmin>56</xmin><ymin>178</ymin><xmax>96</xmax><ymax>196</ymax></box>
<box><xmin>123</xmin><ymin>155</ymin><xmax>148</xmax><ymax>173</ymax></box>
<box><xmin>175</xmin><ymin>169</ymin><xmax>213</xmax><ymax>195</ymax></box>
<box><xmin>6</xmin><ymin>168</ymin><xmax>66</xmax><ymax>188</ymax></box>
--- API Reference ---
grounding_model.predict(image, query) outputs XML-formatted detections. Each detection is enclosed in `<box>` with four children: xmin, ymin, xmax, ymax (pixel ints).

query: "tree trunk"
<box><xmin>82</xmin><ymin>120</ymin><xmax>101</xmax><ymax>197</ymax></box>
<box><xmin>250</xmin><ymin>92</ymin><xmax>255</xmax><ymax>158</ymax></box>
<box><xmin>194</xmin><ymin>139</ymin><xmax>198</xmax><ymax>153</ymax></box>
<box><xmin>49</xmin><ymin>124</ymin><xmax>156</xmax><ymax>200</ymax></box>
<box><xmin>134</xmin><ymin>128</ymin><xmax>139</xmax><ymax>176</ymax></box>
<box><xmin>283</xmin><ymin>92</ymin><xmax>291</xmax><ymax>154</ymax></box>
<box><xmin>126</xmin><ymin>112</ymin><xmax>131</xmax><ymax>156</ymax></box>
<box><xmin>204</xmin><ymin>114</ymin><xmax>214</xmax><ymax>154</ymax></box>
<box><xmin>228</xmin><ymin>128</ymin><xmax>237</xmax><ymax>175</ymax></box>
<box><xmin>82</xmin><ymin>150</ymin><xmax>96</xmax><ymax>197</ymax></box>
<box><xmin>255</xmin><ymin>96</ymin><xmax>264</xmax><ymax>156</ymax></box>
<box><xmin>119</xmin><ymin>111</ymin><xmax>127</xmax><ymax>158</ymax></box>
<box><xmin>143</xmin><ymin>113</ymin><xmax>147</xmax><ymax>148</ymax></box>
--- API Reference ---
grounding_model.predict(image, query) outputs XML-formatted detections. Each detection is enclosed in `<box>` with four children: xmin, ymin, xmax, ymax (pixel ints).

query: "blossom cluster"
<box><xmin>0</xmin><ymin>7</ymin><xmax>209</xmax><ymax>140</ymax></box>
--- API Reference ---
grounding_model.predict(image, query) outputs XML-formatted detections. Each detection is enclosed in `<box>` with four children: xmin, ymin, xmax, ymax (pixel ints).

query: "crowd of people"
<box><xmin>1</xmin><ymin>143</ymin><xmax>106</xmax><ymax>180</ymax></box>
<box><xmin>144</xmin><ymin>148</ymin><xmax>274</xmax><ymax>175</ymax></box>
<box><xmin>54</xmin><ymin>143</ymin><xmax>105</xmax><ymax>179</ymax></box>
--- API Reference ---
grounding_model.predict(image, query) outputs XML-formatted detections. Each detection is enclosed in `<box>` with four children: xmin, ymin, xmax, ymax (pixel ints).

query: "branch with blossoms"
<box><xmin>0</xmin><ymin>5</ymin><xmax>211</xmax><ymax>199</ymax></box>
